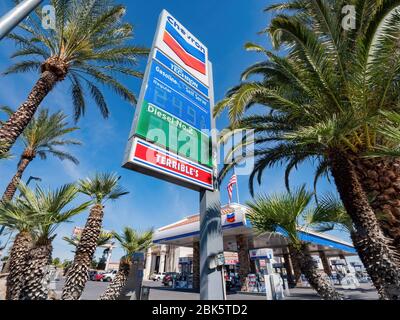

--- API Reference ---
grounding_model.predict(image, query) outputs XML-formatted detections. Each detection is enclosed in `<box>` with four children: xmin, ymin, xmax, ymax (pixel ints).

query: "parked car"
<box><xmin>162</xmin><ymin>272</ymin><xmax>179</xmax><ymax>286</ymax></box>
<box><xmin>94</xmin><ymin>272</ymin><xmax>105</xmax><ymax>282</ymax></box>
<box><xmin>88</xmin><ymin>270</ymin><xmax>97</xmax><ymax>281</ymax></box>
<box><xmin>150</xmin><ymin>272</ymin><xmax>165</xmax><ymax>281</ymax></box>
<box><xmin>102</xmin><ymin>270</ymin><xmax>118</xmax><ymax>282</ymax></box>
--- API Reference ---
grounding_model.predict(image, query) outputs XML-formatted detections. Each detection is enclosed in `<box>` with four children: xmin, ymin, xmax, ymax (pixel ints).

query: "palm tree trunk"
<box><xmin>353</xmin><ymin>157</ymin><xmax>400</xmax><ymax>261</ymax></box>
<box><xmin>99</xmin><ymin>260</ymin><xmax>130</xmax><ymax>300</ymax></box>
<box><xmin>19</xmin><ymin>241</ymin><xmax>53</xmax><ymax>300</ymax></box>
<box><xmin>2</xmin><ymin>155</ymin><xmax>32</xmax><ymax>202</ymax></box>
<box><xmin>289</xmin><ymin>243</ymin><xmax>342</xmax><ymax>300</ymax></box>
<box><xmin>5</xmin><ymin>231</ymin><xmax>32</xmax><ymax>300</ymax></box>
<box><xmin>0</xmin><ymin>56</ymin><xmax>68</xmax><ymax>157</ymax></box>
<box><xmin>329</xmin><ymin>151</ymin><xmax>400</xmax><ymax>299</ymax></box>
<box><xmin>61</xmin><ymin>203</ymin><xmax>104</xmax><ymax>300</ymax></box>
<box><xmin>350</xmin><ymin>231</ymin><xmax>387</xmax><ymax>299</ymax></box>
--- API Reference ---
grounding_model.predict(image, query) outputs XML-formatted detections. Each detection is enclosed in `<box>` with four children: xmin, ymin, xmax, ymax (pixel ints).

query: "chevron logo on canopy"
<box><xmin>227</xmin><ymin>212</ymin><xmax>236</xmax><ymax>223</ymax></box>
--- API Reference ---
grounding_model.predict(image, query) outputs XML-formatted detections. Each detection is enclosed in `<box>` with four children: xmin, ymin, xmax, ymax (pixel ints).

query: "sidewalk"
<box><xmin>8</xmin><ymin>278</ymin><xmax>378</xmax><ymax>300</ymax></box>
<box><xmin>145</xmin><ymin>282</ymin><xmax>379</xmax><ymax>300</ymax></box>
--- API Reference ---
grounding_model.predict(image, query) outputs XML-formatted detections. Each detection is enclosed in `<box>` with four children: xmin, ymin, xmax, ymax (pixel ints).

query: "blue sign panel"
<box><xmin>144</xmin><ymin>59</ymin><xmax>211</xmax><ymax>131</ymax></box>
<box><xmin>155</xmin><ymin>50</ymin><xmax>209</xmax><ymax>97</ymax></box>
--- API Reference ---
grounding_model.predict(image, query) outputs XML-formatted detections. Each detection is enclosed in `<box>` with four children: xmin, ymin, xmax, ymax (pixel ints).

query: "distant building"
<box><xmin>144</xmin><ymin>245</ymin><xmax>192</xmax><ymax>279</ymax></box>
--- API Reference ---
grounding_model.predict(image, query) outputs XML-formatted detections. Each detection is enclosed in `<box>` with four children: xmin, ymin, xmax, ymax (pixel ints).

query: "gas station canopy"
<box><xmin>153</xmin><ymin>204</ymin><xmax>357</xmax><ymax>257</ymax></box>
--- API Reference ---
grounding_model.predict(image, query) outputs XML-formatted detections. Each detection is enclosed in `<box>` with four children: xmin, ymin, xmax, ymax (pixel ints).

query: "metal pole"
<box><xmin>0</xmin><ymin>0</ymin><xmax>43</xmax><ymax>41</ymax></box>
<box><xmin>199</xmin><ymin>62</ymin><xmax>225</xmax><ymax>300</ymax></box>
<box><xmin>200</xmin><ymin>189</ymin><xmax>225</xmax><ymax>300</ymax></box>
<box><xmin>220</xmin><ymin>265</ymin><xmax>227</xmax><ymax>300</ymax></box>
<box><xmin>234</xmin><ymin>166</ymin><xmax>240</xmax><ymax>204</ymax></box>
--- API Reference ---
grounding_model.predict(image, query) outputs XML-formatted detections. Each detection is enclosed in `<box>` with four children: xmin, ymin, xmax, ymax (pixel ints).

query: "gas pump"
<box><xmin>248</xmin><ymin>248</ymin><xmax>286</xmax><ymax>299</ymax></box>
<box><xmin>249</xmin><ymin>248</ymin><xmax>274</xmax><ymax>276</ymax></box>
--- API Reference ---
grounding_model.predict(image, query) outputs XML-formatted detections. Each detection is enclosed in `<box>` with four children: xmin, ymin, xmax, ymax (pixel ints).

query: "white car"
<box><xmin>150</xmin><ymin>273</ymin><xmax>165</xmax><ymax>281</ymax></box>
<box><xmin>102</xmin><ymin>270</ymin><xmax>118</xmax><ymax>282</ymax></box>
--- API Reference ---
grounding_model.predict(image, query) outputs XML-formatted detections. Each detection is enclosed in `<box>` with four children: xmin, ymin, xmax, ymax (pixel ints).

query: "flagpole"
<box><xmin>234</xmin><ymin>167</ymin><xmax>240</xmax><ymax>204</ymax></box>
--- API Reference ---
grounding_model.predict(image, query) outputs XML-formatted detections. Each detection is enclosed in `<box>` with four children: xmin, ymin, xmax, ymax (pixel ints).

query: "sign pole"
<box><xmin>199</xmin><ymin>62</ymin><xmax>225</xmax><ymax>300</ymax></box>
<box><xmin>234</xmin><ymin>166</ymin><xmax>240</xmax><ymax>204</ymax></box>
<box><xmin>0</xmin><ymin>0</ymin><xmax>43</xmax><ymax>41</ymax></box>
<box><xmin>199</xmin><ymin>191</ymin><xmax>225</xmax><ymax>300</ymax></box>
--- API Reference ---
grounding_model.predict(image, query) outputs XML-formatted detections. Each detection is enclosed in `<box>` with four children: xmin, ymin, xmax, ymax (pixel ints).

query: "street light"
<box><xmin>0</xmin><ymin>0</ymin><xmax>44</xmax><ymax>41</ymax></box>
<box><xmin>26</xmin><ymin>176</ymin><xmax>42</xmax><ymax>186</ymax></box>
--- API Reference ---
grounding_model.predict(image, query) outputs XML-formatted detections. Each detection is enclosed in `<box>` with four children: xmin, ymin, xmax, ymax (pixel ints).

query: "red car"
<box><xmin>94</xmin><ymin>272</ymin><xmax>104</xmax><ymax>281</ymax></box>
<box><xmin>162</xmin><ymin>272</ymin><xmax>179</xmax><ymax>286</ymax></box>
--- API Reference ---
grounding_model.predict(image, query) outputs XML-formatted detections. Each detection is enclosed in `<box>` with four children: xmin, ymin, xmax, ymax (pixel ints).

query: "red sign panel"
<box><xmin>131</xmin><ymin>138</ymin><xmax>213</xmax><ymax>190</ymax></box>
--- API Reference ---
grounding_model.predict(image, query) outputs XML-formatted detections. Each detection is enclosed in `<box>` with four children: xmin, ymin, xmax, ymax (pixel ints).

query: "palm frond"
<box><xmin>112</xmin><ymin>227</ymin><xmax>153</xmax><ymax>256</ymax></box>
<box><xmin>247</xmin><ymin>186</ymin><xmax>313</xmax><ymax>246</ymax></box>
<box><xmin>5</xmin><ymin>0</ymin><xmax>148</xmax><ymax>120</ymax></box>
<box><xmin>306</xmin><ymin>193</ymin><xmax>354</xmax><ymax>233</ymax></box>
<box><xmin>78</xmin><ymin>172</ymin><xmax>129</xmax><ymax>203</ymax></box>
<box><xmin>5</xmin><ymin>106</ymin><xmax>81</xmax><ymax>164</ymax></box>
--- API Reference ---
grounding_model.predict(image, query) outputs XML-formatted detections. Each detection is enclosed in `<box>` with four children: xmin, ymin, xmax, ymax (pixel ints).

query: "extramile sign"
<box><xmin>123</xmin><ymin>10</ymin><xmax>215</xmax><ymax>191</ymax></box>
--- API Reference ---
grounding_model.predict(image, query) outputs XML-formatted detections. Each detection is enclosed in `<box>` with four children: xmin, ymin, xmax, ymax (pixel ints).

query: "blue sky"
<box><xmin>0</xmin><ymin>0</ymin><xmax>350</xmax><ymax>262</ymax></box>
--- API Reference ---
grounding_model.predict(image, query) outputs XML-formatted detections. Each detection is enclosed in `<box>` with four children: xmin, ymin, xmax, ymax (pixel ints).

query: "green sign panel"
<box><xmin>135</xmin><ymin>101</ymin><xmax>212</xmax><ymax>167</ymax></box>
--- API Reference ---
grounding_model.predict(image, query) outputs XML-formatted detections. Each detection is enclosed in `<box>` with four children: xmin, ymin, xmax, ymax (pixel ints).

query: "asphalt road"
<box><xmin>55</xmin><ymin>278</ymin><xmax>379</xmax><ymax>300</ymax></box>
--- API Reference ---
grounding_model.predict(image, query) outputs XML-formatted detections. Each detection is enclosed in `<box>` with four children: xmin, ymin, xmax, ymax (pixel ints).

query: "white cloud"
<box><xmin>61</xmin><ymin>160</ymin><xmax>85</xmax><ymax>181</ymax></box>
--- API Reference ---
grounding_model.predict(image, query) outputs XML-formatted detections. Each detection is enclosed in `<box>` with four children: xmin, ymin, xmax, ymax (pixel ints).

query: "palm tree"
<box><xmin>358</xmin><ymin>110</ymin><xmax>400</xmax><ymax>254</ymax></box>
<box><xmin>214</xmin><ymin>0</ymin><xmax>400</xmax><ymax>299</ymax></box>
<box><xmin>0</xmin><ymin>196</ymin><xmax>37</xmax><ymax>299</ymax></box>
<box><xmin>247</xmin><ymin>187</ymin><xmax>342</xmax><ymax>300</ymax></box>
<box><xmin>100</xmin><ymin>227</ymin><xmax>153</xmax><ymax>300</ymax></box>
<box><xmin>61</xmin><ymin>173</ymin><xmax>128</xmax><ymax>300</ymax></box>
<box><xmin>0</xmin><ymin>0</ymin><xmax>148</xmax><ymax>156</ymax></box>
<box><xmin>1</xmin><ymin>107</ymin><xmax>80</xmax><ymax>202</ymax></box>
<box><xmin>17</xmin><ymin>183</ymin><xmax>90</xmax><ymax>300</ymax></box>
<box><xmin>62</xmin><ymin>231</ymin><xmax>113</xmax><ymax>250</ymax></box>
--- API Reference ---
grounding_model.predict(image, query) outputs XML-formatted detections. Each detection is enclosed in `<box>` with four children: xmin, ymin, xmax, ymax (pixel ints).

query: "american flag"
<box><xmin>227</xmin><ymin>174</ymin><xmax>237</xmax><ymax>203</ymax></box>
